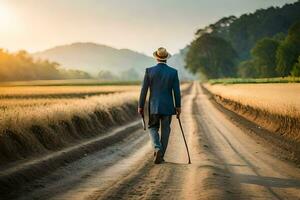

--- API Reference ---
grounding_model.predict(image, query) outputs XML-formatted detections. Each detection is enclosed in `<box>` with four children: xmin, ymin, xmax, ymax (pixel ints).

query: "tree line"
<box><xmin>240</xmin><ymin>22</ymin><xmax>300</xmax><ymax>78</ymax></box>
<box><xmin>0</xmin><ymin>49</ymin><xmax>91</xmax><ymax>82</ymax></box>
<box><xmin>185</xmin><ymin>1</ymin><xmax>300</xmax><ymax>79</ymax></box>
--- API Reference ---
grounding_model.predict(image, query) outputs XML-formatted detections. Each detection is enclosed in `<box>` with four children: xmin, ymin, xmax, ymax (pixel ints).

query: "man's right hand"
<box><xmin>138</xmin><ymin>107</ymin><xmax>144</xmax><ymax>116</ymax></box>
<box><xmin>176</xmin><ymin>107</ymin><xmax>181</xmax><ymax>118</ymax></box>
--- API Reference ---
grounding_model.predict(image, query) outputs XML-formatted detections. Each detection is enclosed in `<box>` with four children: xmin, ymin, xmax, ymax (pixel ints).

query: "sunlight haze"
<box><xmin>0</xmin><ymin>0</ymin><xmax>297</xmax><ymax>55</ymax></box>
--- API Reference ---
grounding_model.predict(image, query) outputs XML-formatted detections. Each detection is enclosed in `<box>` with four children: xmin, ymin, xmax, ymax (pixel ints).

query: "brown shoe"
<box><xmin>154</xmin><ymin>150</ymin><xmax>163</xmax><ymax>164</ymax></box>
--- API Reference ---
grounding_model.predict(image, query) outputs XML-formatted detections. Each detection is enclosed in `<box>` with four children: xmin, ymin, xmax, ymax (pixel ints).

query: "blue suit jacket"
<box><xmin>139</xmin><ymin>63</ymin><xmax>181</xmax><ymax>115</ymax></box>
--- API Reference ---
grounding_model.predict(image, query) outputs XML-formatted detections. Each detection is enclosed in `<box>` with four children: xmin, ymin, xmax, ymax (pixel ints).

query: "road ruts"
<box><xmin>12</xmin><ymin>81</ymin><xmax>300</xmax><ymax>200</ymax></box>
<box><xmin>193</xmin><ymin>83</ymin><xmax>300</xmax><ymax>200</ymax></box>
<box><xmin>96</xmin><ymin>81</ymin><xmax>300</xmax><ymax>200</ymax></box>
<box><xmin>96</xmin><ymin>82</ymin><xmax>240</xmax><ymax>200</ymax></box>
<box><xmin>95</xmin><ymin>83</ymin><xmax>196</xmax><ymax>200</ymax></box>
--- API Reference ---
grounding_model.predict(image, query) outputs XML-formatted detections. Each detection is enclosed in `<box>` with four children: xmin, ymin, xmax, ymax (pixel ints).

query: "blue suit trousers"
<box><xmin>148</xmin><ymin>114</ymin><xmax>172</xmax><ymax>157</ymax></box>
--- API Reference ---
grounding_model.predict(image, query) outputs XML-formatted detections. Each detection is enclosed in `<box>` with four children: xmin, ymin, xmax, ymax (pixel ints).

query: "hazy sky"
<box><xmin>0</xmin><ymin>0</ymin><xmax>297</xmax><ymax>56</ymax></box>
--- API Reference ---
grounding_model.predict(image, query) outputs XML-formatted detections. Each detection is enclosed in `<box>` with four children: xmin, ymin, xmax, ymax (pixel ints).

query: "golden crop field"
<box><xmin>0</xmin><ymin>83</ymin><xmax>190</xmax><ymax>109</ymax></box>
<box><xmin>0</xmin><ymin>85</ymin><xmax>140</xmax><ymax>99</ymax></box>
<box><xmin>203</xmin><ymin>82</ymin><xmax>300</xmax><ymax>145</ymax></box>
<box><xmin>0</xmin><ymin>85</ymin><xmax>141</xmax><ymax>133</ymax></box>
<box><xmin>0</xmin><ymin>83</ymin><xmax>190</xmax><ymax>165</ymax></box>
<box><xmin>204</xmin><ymin>83</ymin><xmax>300</xmax><ymax>117</ymax></box>
<box><xmin>0</xmin><ymin>84</ymin><xmax>140</xmax><ymax>164</ymax></box>
<box><xmin>0</xmin><ymin>91</ymin><xmax>139</xmax><ymax>127</ymax></box>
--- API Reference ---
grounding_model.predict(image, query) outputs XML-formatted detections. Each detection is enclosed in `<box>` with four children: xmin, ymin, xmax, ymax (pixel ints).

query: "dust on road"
<box><xmin>9</xmin><ymin>82</ymin><xmax>300</xmax><ymax>200</ymax></box>
<box><xmin>98</xmin><ymin>82</ymin><xmax>300</xmax><ymax>200</ymax></box>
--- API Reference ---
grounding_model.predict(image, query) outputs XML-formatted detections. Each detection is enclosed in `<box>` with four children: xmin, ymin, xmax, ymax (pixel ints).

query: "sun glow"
<box><xmin>0</xmin><ymin>4</ymin><xmax>13</xmax><ymax>27</ymax></box>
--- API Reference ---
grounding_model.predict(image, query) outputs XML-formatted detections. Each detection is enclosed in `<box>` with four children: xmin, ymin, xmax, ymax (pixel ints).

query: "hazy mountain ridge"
<box><xmin>33</xmin><ymin>42</ymin><xmax>194</xmax><ymax>80</ymax></box>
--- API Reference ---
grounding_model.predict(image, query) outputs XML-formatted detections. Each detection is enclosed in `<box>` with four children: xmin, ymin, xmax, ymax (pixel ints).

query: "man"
<box><xmin>138</xmin><ymin>47</ymin><xmax>181</xmax><ymax>164</ymax></box>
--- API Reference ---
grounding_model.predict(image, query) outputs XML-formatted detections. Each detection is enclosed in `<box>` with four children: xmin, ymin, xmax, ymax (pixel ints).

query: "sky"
<box><xmin>0</xmin><ymin>0</ymin><xmax>297</xmax><ymax>56</ymax></box>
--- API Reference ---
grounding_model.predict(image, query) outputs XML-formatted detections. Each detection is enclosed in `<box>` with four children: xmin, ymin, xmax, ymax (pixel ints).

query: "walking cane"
<box><xmin>177</xmin><ymin>115</ymin><xmax>191</xmax><ymax>164</ymax></box>
<box><xmin>141</xmin><ymin>114</ymin><xmax>146</xmax><ymax>130</ymax></box>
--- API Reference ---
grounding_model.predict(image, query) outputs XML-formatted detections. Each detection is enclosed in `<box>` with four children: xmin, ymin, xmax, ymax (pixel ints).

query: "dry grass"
<box><xmin>0</xmin><ymin>98</ymin><xmax>69</xmax><ymax>109</ymax></box>
<box><xmin>0</xmin><ymin>79</ymin><xmax>141</xmax><ymax>86</ymax></box>
<box><xmin>0</xmin><ymin>91</ymin><xmax>139</xmax><ymax>131</ymax></box>
<box><xmin>0</xmin><ymin>85</ymin><xmax>140</xmax><ymax>166</ymax></box>
<box><xmin>208</xmin><ymin>77</ymin><xmax>300</xmax><ymax>84</ymax></box>
<box><xmin>204</xmin><ymin>83</ymin><xmax>300</xmax><ymax>117</ymax></box>
<box><xmin>0</xmin><ymin>83</ymin><xmax>190</xmax><ymax>166</ymax></box>
<box><xmin>0</xmin><ymin>91</ymin><xmax>139</xmax><ymax>165</ymax></box>
<box><xmin>203</xmin><ymin>83</ymin><xmax>300</xmax><ymax>144</ymax></box>
<box><xmin>0</xmin><ymin>83</ymin><xmax>190</xmax><ymax>99</ymax></box>
<box><xmin>0</xmin><ymin>85</ymin><xmax>139</xmax><ymax>99</ymax></box>
<box><xmin>0</xmin><ymin>83</ymin><xmax>190</xmax><ymax>109</ymax></box>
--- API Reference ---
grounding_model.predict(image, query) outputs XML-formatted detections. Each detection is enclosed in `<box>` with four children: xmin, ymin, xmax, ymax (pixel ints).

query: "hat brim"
<box><xmin>153</xmin><ymin>51</ymin><xmax>172</xmax><ymax>60</ymax></box>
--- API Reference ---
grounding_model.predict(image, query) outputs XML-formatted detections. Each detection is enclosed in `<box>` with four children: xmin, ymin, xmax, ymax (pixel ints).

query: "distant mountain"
<box><xmin>33</xmin><ymin>42</ymin><xmax>194</xmax><ymax>80</ymax></box>
<box><xmin>33</xmin><ymin>42</ymin><xmax>154</xmax><ymax>76</ymax></box>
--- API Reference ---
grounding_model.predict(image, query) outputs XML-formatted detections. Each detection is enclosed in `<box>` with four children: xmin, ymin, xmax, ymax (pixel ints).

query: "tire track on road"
<box><xmin>195</xmin><ymin>83</ymin><xmax>300</xmax><ymax>200</ymax></box>
<box><xmin>95</xmin><ymin>84</ymin><xmax>195</xmax><ymax>200</ymax></box>
<box><xmin>97</xmin><ymin>82</ymin><xmax>239</xmax><ymax>200</ymax></box>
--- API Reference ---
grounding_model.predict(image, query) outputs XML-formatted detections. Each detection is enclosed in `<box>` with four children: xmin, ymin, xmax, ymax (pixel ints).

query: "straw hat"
<box><xmin>153</xmin><ymin>47</ymin><xmax>171</xmax><ymax>60</ymax></box>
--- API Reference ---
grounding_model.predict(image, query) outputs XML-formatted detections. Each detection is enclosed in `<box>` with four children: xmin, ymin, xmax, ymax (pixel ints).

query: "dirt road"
<box><xmin>6</xmin><ymin>82</ymin><xmax>300</xmax><ymax>200</ymax></box>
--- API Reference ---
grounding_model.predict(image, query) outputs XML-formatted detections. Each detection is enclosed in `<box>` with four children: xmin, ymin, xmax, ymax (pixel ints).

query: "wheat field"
<box><xmin>0</xmin><ymin>85</ymin><xmax>140</xmax><ymax>99</ymax></box>
<box><xmin>0</xmin><ymin>83</ymin><xmax>190</xmax><ymax>165</ymax></box>
<box><xmin>203</xmin><ymin>83</ymin><xmax>300</xmax><ymax>144</ymax></box>
<box><xmin>204</xmin><ymin>83</ymin><xmax>300</xmax><ymax>117</ymax></box>
<box><xmin>0</xmin><ymin>84</ymin><xmax>141</xmax><ymax>165</ymax></box>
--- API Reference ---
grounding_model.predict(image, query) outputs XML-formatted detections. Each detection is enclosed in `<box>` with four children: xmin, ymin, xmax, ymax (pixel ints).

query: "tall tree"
<box><xmin>251</xmin><ymin>38</ymin><xmax>280</xmax><ymax>77</ymax></box>
<box><xmin>238</xmin><ymin>60</ymin><xmax>259</xmax><ymax>78</ymax></box>
<box><xmin>195</xmin><ymin>1</ymin><xmax>300</xmax><ymax>60</ymax></box>
<box><xmin>276</xmin><ymin>21</ymin><xmax>300</xmax><ymax>76</ymax></box>
<box><xmin>291</xmin><ymin>56</ymin><xmax>300</xmax><ymax>77</ymax></box>
<box><xmin>185</xmin><ymin>34</ymin><xmax>237</xmax><ymax>79</ymax></box>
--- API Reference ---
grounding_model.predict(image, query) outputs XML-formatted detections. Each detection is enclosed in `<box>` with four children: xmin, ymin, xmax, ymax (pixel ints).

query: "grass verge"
<box><xmin>202</xmin><ymin>84</ymin><xmax>300</xmax><ymax>164</ymax></box>
<box><xmin>208</xmin><ymin>77</ymin><xmax>300</xmax><ymax>84</ymax></box>
<box><xmin>0</xmin><ymin>92</ymin><xmax>138</xmax><ymax>166</ymax></box>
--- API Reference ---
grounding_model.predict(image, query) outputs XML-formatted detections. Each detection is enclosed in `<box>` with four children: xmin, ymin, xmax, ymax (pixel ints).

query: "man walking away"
<box><xmin>138</xmin><ymin>47</ymin><xmax>181</xmax><ymax>164</ymax></box>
